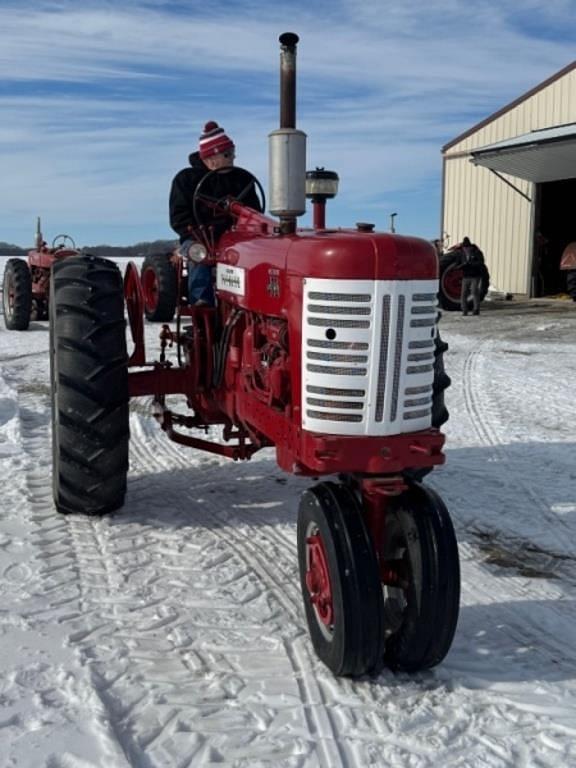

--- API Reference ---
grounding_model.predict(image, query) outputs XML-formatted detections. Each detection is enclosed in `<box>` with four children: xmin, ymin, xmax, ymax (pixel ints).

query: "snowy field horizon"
<box><xmin>0</xmin><ymin>276</ymin><xmax>575</xmax><ymax>766</ymax></box>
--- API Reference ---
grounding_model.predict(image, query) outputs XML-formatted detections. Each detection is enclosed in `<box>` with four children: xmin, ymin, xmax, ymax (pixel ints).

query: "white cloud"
<box><xmin>0</xmin><ymin>0</ymin><xmax>574</xmax><ymax>244</ymax></box>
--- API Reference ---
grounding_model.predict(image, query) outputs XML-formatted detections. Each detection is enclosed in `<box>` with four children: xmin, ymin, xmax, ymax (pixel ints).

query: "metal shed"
<box><xmin>442</xmin><ymin>62</ymin><xmax>576</xmax><ymax>297</ymax></box>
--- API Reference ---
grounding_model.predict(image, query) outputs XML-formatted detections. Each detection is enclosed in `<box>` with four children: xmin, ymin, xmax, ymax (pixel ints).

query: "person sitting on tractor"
<box><xmin>169</xmin><ymin>121</ymin><xmax>261</xmax><ymax>305</ymax></box>
<box><xmin>459</xmin><ymin>236</ymin><xmax>485</xmax><ymax>316</ymax></box>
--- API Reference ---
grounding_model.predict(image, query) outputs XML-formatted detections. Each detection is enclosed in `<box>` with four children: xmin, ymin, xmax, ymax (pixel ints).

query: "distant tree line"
<box><xmin>81</xmin><ymin>240</ymin><xmax>176</xmax><ymax>258</ymax></box>
<box><xmin>0</xmin><ymin>242</ymin><xmax>26</xmax><ymax>255</ymax></box>
<box><xmin>0</xmin><ymin>239</ymin><xmax>176</xmax><ymax>257</ymax></box>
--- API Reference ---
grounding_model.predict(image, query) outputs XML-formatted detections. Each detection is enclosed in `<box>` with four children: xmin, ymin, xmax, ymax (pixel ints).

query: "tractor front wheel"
<box><xmin>50</xmin><ymin>256</ymin><xmax>129</xmax><ymax>515</ymax></box>
<box><xmin>382</xmin><ymin>482</ymin><xmax>460</xmax><ymax>671</ymax></box>
<box><xmin>141</xmin><ymin>253</ymin><xmax>178</xmax><ymax>322</ymax></box>
<box><xmin>298</xmin><ymin>482</ymin><xmax>384</xmax><ymax>677</ymax></box>
<box><xmin>3</xmin><ymin>258</ymin><xmax>32</xmax><ymax>330</ymax></box>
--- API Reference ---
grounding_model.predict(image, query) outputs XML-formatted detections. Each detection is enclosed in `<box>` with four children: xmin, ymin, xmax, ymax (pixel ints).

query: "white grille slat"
<box><xmin>302</xmin><ymin>278</ymin><xmax>438</xmax><ymax>436</ymax></box>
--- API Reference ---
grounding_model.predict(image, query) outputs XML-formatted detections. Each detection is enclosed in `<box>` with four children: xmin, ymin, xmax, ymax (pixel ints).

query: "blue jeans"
<box><xmin>188</xmin><ymin>264</ymin><xmax>215</xmax><ymax>305</ymax></box>
<box><xmin>179</xmin><ymin>239</ymin><xmax>215</xmax><ymax>305</ymax></box>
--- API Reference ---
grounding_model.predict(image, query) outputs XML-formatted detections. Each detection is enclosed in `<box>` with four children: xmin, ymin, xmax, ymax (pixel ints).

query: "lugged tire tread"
<box><xmin>51</xmin><ymin>255</ymin><xmax>129</xmax><ymax>515</ymax></box>
<box><xmin>3</xmin><ymin>259</ymin><xmax>32</xmax><ymax>330</ymax></box>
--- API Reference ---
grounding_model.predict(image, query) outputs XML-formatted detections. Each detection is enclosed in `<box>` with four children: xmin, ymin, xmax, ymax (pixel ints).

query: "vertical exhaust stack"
<box><xmin>269</xmin><ymin>33</ymin><xmax>307</xmax><ymax>235</ymax></box>
<box><xmin>35</xmin><ymin>216</ymin><xmax>43</xmax><ymax>250</ymax></box>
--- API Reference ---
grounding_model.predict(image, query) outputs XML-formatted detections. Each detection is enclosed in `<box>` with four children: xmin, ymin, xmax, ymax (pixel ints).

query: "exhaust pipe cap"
<box><xmin>279</xmin><ymin>32</ymin><xmax>299</xmax><ymax>47</ymax></box>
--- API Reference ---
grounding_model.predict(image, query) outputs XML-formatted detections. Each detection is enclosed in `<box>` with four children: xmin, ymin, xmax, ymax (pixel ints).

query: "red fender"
<box><xmin>124</xmin><ymin>261</ymin><xmax>146</xmax><ymax>366</ymax></box>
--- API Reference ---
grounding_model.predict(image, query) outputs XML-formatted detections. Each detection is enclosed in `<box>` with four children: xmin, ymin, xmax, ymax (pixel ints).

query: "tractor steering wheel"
<box><xmin>192</xmin><ymin>166</ymin><xmax>266</xmax><ymax>231</ymax></box>
<box><xmin>52</xmin><ymin>234</ymin><xmax>77</xmax><ymax>250</ymax></box>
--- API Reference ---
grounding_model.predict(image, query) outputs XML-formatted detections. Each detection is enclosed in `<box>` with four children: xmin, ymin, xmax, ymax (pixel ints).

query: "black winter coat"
<box><xmin>460</xmin><ymin>244</ymin><xmax>485</xmax><ymax>278</ymax></box>
<box><xmin>169</xmin><ymin>152</ymin><xmax>261</xmax><ymax>242</ymax></box>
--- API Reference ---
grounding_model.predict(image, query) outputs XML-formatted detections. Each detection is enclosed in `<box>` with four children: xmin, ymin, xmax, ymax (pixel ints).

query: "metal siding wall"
<box><xmin>443</xmin><ymin>154</ymin><xmax>532</xmax><ymax>294</ymax></box>
<box><xmin>443</xmin><ymin>70</ymin><xmax>576</xmax><ymax>294</ymax></box>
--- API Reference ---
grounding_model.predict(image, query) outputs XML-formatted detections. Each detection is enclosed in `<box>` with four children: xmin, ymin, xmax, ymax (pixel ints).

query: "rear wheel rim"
<box><xmin>441</xmin><ymin>263</ymin><xmax>463</xmax><ymax>303</ymax></box>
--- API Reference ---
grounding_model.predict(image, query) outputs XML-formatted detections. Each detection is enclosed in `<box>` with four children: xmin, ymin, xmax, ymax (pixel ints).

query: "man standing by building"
<box><xmin>459</xmin><ymin>236</ymin><xmax>485</xmax><ymax>316</ymax></box>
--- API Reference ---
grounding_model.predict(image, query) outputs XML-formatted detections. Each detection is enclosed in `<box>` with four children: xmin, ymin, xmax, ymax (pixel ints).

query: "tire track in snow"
<box><xmin>15</xmin><ymin>386</ymin><xmax>135</xmax><ymax>767</ymax></box>
<box><xmin>128</xmin><ymin>410</ymin><xmax>347</xmax><ymax>767</ymax></box>
<box><xmin>12</xmin><ymin>377</ymin><xmax>250</xmax><ymax>765</ymax></box>
<box><xmin>9</xmin><ymin>330</ymin><xmax>576</xmax><ymax>767</ymax></box>
<box><xmin>130</xmin><ymin>405</ymin><xmax>546</xmax><ymax>762</ymax></box>
<box><xmin>461</xmin><ymin>339</ymin><xmax>573</xmax><ymax>556</ymax></box>
<box><xmin>4</xmin><ymin>390</ymin><xmax>325</xmax><ymax>767</ymax></box>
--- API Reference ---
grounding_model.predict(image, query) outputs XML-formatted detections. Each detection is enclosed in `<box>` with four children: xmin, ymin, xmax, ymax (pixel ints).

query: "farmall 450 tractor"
<box><xmin>49</xmin><ymin>34</ymin><xmax>459</xmax><ymax>677</ymax></box>
<box><xmin>3</xmin><ymin>218</ymin><xmax>79</xmax><ymax>330</ymax></box>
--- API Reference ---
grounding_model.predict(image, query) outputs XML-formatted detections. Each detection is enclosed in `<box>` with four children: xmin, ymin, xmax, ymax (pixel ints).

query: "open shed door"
<box><xmin>471</xmin><ymin>124</ymin><xmax>576</xmax><ymax>297</ymax></box>
<box><xmin>470</xmin><ymin>124</ymin><xmax>576</xmax><ymax>183</ymax></box>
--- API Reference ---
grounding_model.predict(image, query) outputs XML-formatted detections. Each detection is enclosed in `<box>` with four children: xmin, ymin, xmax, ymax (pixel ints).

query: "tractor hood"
<box><xmin>285</xmin><ymin>230</ymin><xmax>437</xmax><ymax>281</ymax></box>
<box><xmin>220</xmin><ymin>228</ymin><xmax>437</xmax><ymax>282</ymax></box>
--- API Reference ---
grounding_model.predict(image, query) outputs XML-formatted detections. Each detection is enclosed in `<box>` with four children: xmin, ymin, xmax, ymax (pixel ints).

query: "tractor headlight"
<box><xmin>187</xmin><ymin>243</ymin><xmax>208</xmax><ymax>263</ymax></box>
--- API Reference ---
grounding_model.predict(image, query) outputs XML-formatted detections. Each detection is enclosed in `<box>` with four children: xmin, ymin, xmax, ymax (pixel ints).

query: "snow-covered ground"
<box><xmin>1</xmin><ymin>283</ymin><xmax>576</xmax><ymax>768</ymax></box>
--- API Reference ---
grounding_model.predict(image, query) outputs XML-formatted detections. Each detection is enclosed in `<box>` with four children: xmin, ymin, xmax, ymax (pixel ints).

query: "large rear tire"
<box><xmin>3</xmin><ymin>258</ymin><xmax>32</xmax><ymax>330</ymax></box>
<box><xmin>141</xmin><ymin>253</ymin><xmax>178</xmax><ymax>322</ymax></box>
<box><xmin>406</xmin><ymin>330</ymin><xmax>450</xmax><ymax>482</ymax></box>
<box><xmin>50</xmin><ymin>256</ymin><xmax>129</xmax><ymax>515</ymax></box>
<box><xmin>382</xmin><ymin>482</ymin><xmax>460</xmax><ymax>671</ymax></box>
<box><xmin>298</xmin><ymin>482</ymin><xmax>385</xmax><ymax>677</ymax></box>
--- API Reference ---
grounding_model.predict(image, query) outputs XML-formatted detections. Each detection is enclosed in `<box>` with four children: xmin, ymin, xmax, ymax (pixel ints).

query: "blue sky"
<box><xmin>0</xmin><ymin>0</ymin><xmax>574</xmax><ymax>246</ymax></box>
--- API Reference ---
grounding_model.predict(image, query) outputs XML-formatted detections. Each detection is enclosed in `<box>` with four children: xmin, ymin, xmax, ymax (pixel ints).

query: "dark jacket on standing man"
<box><xmin>459</xmin><ymin>239</ymin><xmax>485</xmax><ymax>278</ymax></box>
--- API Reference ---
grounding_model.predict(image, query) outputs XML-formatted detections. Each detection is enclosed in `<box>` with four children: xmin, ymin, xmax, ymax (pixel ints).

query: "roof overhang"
<box><xmin>470</xmin><ymin>124</ymin><xmax>576</xmax><ymax>183</ymax></box>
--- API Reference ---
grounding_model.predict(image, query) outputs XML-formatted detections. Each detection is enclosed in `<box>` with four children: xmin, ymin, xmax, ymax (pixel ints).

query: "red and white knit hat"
<box><xmin>198</xmin><ymin>121</ymin><xmax>235</xmax><ymax>159</ymax></box>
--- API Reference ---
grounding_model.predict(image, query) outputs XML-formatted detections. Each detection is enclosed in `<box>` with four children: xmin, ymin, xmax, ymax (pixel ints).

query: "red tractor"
<box><xmin>49</xmin><ymin>34</ymin><xmax>459</xmax><ymax>678</ymax></box>
<box><xmin>3</xmin><ymin>219</ymin><xmax>80</xmax><ymax>330</ymax></box>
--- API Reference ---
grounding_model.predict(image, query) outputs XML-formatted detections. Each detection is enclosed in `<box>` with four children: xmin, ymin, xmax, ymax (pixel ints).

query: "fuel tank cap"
<box><xmin>356</xmin><ymin>222</ymin><xmax>375</xmax><ymax>232</ymax></box>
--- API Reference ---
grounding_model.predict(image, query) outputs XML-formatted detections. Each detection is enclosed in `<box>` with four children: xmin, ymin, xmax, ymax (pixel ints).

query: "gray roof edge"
<box><xmin>470</xmin><ymin>123</ymin><xmax>576</xmax><ymax>157</ymax></box>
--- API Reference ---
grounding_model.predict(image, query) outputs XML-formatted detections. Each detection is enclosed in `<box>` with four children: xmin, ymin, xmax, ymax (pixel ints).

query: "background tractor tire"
<box><xmin>406</xmin><ymin>329</ymin><xmax>450</xmax><ymax>482</ymax></box>
<box><xmin>3</xmin><ymin>258</ymin><xmax>32</xmax><ymax>330</ymax></box>
<box><xmin>566</xmin><ymin>270</ymin><xmax>576</xmax><ymax>301</ymax></box>
<box><xmin>431</xmin><ymin>331</ymin><xmax>451</xmax><ymax>431</ymax></box>
<box><xmin>50</xmin><ymin>255</ymin><xmax>129</xmax><ymax>515</ymax></box>
<box><xmin>438</xmin><ymin>251</ymin><xmax>490</xmax><ymax>311</ymax></box>
<box><xmin>141</xmin><ymin>253</ymin><xmax>178</xmax><ymax>322</ymax></box>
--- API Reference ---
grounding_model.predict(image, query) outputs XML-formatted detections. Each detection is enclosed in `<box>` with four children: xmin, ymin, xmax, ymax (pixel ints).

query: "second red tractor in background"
<box><xmin>2</xmin><ymin>219</ymin><xmax>79</xmax><ymax>330</ymax></box>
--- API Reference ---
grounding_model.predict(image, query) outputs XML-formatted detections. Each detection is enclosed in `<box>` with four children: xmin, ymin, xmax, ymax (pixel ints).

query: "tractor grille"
<box><xmin>302</xmin><ymin>279</ymin><xmax>438</xmax><ymax>436</ymax></box>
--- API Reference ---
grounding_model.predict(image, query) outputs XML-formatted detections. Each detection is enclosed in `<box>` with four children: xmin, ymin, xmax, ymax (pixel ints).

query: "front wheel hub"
<box><xmin>305</xmin><ymin>533</ymin><xmax>334</xmax><ymax>627</ymax></box>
